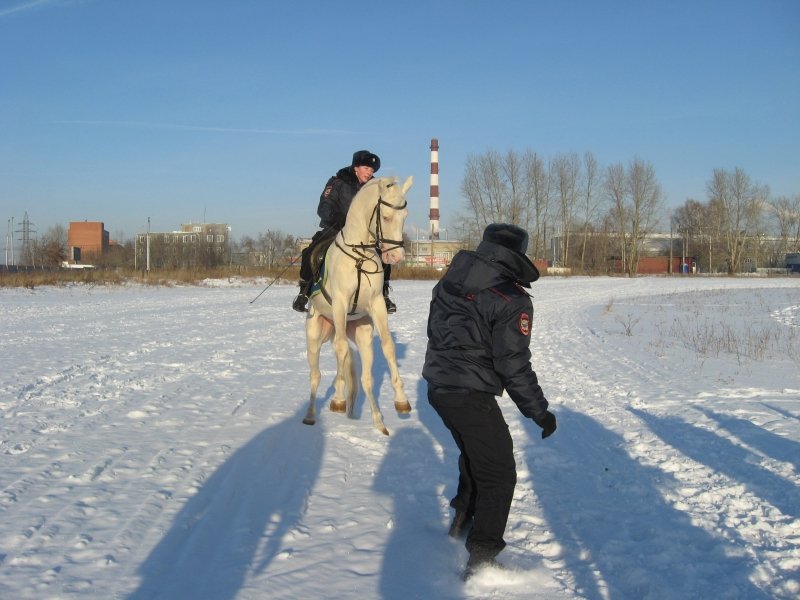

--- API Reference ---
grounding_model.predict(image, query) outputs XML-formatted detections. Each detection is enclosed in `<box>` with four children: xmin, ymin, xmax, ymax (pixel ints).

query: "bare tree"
<box><xmin>502</xmin><ymin>149</ymin><xmax>526</xmax><ymax>226</ymax></box>
<box><xmin>33</xmin><ymin>225</ymin><xmax>67</xmax><ymax>267</ymax></box>
<box><xmin>604</xmin><ymin>163</ymin><xmax>628</xmax><ymax>273</ymax></box>
<box><xmin>577</xmin><ymin>151</ymin><xmax>600</xmax><ymax>271</ymax></box>
<box><xmin>526</xmin><ymin>151</ymin><xmax>552</xmax><ymax>260</ymax></box>
<box><xmin>770</xmin><ymin>195</ymin><xmax>800</xmax><ymax>253</ymax></box>
<box><xmin>603</xmin><ymin>158</ymin><xmax>663</xmax><ymax>276</ymax></box>
<box><xmin>460</xmin><ymin>150</ymin><xmax>506</xmax><ymax>233</ymax></box>
<box><xmin>706</xmin><ymin>167</ymin><xmax>767</xmax><ymax>274</ymax></box>
<box><xmin>259</xmin><ymin>230</ymin><xmax>296</xmax><ymax>268</ymax></box>
<box><xmin>235</xmin><ymin>235</ymin><xmax>257</xmax><ymax>264</ymax></box>
<box><xmin>458</xmin><ymin>149</ymin><xmax>544</xmax><ymax>250</ymax></box>
<box><xmin>625</xmin><ymin>158</ymin><xmax>663</xmax><ymax>276</ymax></box>
<box><xmin>672</xmin><ymin>198</ymin><xmax>715</xmax><ymax>272</ymax></box>
<box><xmin>552</xmin><ymin>153</ymin><xmax>580</xmax><ymax>267</ymax></box>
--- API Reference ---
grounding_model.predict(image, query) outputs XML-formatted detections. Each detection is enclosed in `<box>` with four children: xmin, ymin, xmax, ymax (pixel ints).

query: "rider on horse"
<box><xmin>293</xmin><ymin>150</ymin><xmax>397</xmax><ymax>314</ymax></box>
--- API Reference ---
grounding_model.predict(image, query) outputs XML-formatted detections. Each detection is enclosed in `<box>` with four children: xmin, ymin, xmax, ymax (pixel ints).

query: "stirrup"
<box><xmin>292</xmin><ymin>293</ymin><xmax>308</xmax><ymax>313</ymax></box>
<box><xmin>385</xmin><ymin>296</ymin><xmax>397</xmax><ymax>314</ymax></box>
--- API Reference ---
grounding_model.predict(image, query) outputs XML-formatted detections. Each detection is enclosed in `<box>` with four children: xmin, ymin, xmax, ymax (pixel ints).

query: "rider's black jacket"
<box><xmin>317</xmin><ymin>167</ymin><xmax>365</xmax><ymax>229</ymax></box>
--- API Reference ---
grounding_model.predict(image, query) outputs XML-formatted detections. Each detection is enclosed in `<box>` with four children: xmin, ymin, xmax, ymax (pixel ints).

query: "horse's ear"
<box><xmin>401</xmin><ymin>176</ymin><xmax>413</xmax><ymax>195</ymax></box>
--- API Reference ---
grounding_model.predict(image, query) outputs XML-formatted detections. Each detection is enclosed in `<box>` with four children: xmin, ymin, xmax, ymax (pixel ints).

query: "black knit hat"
<box><xmin>352</xmin><ymin>150</ymin><xmax>380</xmax><ymax>172</ymax></box>
<box><xmin>482</xmin><ymin>223</ymin><xmax>529</xmax><ymax>255</ymax></box>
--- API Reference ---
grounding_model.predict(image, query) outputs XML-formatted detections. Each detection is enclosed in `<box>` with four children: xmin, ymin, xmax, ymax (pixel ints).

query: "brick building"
<box><xmin>67</xmin><ymin>221</ymin><xmax>110</xmax><ymax>264</ymax></box>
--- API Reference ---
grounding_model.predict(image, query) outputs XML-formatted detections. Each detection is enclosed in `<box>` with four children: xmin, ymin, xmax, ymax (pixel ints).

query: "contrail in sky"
<box><xmin>54</xmin><ymin>120</ymin><xmax>360</xmax><ymax>135</ymax></box>
<box><xmin>0</xmin><ymin>0</ymin><xmax>60</xmax><ymax>18</ymax></box>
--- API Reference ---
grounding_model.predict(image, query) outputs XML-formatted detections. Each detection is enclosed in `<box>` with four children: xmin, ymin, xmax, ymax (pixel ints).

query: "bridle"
<box><xmin>328</xmin><ymin>183</ymin><xmax>407</xmax><ymax>314</ymax></box>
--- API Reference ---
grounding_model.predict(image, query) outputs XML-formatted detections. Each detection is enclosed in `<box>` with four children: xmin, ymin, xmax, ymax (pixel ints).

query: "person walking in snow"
<box><xmin>422</xmin><ymin>223</ymin><xmax>557</xmax><ymax>580</ymax></box>
<box><xmin>292</xmin><ymin>149</ymin><xmax>397</xmax><ymax>314</ymax></box>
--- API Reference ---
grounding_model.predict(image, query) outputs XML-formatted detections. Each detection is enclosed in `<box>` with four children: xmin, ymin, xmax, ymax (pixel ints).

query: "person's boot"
<box><xmin>463</xmin><ymin>551</ymin><xmax>503</xmax><ymax>581</ymax></box>
<box><xmin>383</xmin><ymin>283</ymin><xmax>396</xmax><ymax>314</ymax></box>
<box><xmin>292</xmin><ymin>281</ymin><xmax>310</xmax><ymax>313</ymax></box>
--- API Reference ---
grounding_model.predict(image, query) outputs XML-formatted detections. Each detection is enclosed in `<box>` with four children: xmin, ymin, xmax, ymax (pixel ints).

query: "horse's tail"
<box><xmin>344</xmin><ymin>343</ymin><xmax>357</xmax><ymax>418</ymax></box>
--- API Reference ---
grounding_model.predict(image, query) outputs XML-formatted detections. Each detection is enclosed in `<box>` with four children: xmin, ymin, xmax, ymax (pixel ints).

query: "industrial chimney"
<box><xmin>429</xmin><ymin>138</ymin><xmax>440</xmax><ymax>240</ymax></box>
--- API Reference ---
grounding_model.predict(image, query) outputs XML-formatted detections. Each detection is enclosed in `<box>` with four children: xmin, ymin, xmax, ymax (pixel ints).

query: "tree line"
<box><xmin>10</xmin><ymin>151</ymin><xmax>799</xmax><ymax>275</ymax></box>
<box><xmin>454</xmin><ymin>149</ymin><xmax>800</xmax><ymax>275</ymax></box>
<box><xmin>12</xmin><ymin>226</ymin><xmax>297</xmax><ymax>271</ymax></box>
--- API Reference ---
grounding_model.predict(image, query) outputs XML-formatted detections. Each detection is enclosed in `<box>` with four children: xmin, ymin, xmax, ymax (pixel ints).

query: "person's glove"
<box><xmin>535</xmin><ymin>411</ymin><xmax>557</xmax><ymax>439</ymax></box>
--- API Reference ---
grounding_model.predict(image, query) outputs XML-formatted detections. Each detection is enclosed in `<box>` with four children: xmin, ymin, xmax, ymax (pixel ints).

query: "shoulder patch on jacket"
<box><xmin>518</xmin><ymin>312</ymin><xmax>531</xmax><ymax>336</ymax></box>
<box><xmin>322</xmin><ymin>183</ymin><xmax>334</xmax><ymax>199</ymax></box>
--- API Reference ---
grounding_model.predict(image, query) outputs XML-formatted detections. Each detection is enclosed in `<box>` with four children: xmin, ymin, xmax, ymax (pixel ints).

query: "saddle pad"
<box><xmin>308</xmin><ymin>262</ymin><xmax>328</xmax><ymax>300</ymax></box>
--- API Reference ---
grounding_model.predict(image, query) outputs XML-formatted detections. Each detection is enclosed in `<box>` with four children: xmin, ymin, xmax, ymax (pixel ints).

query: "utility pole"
<box><xmin>146</xmin><ymin>217</ymin><xmax>151</xmax><ymax>272</ymax></box>
<box><xmin>709</xmin><ymin>232</ymin><xmax>712</xmax><ymax>274</ymax></box>
<box><xmin>669</xmin><ymin>217</ymin><xmax>673</xmax><ymax>275</ymax></box>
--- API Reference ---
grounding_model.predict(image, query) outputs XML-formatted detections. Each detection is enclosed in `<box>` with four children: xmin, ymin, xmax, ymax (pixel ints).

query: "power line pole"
<box><xmin>20</xmin><ymin>212</ymin><xmax>35</xmax><ymax>266</ymax></box>
<box><xmin>146</xmin><ymin>217</ymin><xmax>151</xmax><ymax>272</ymax></box>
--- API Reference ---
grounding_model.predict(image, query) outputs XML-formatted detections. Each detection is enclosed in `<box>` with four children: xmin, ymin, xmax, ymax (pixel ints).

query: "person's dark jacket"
<box><xmin>422</xmin><ymin>241</ymin><xmax>549</xmax><ymax>422</ymax></box>
<box><xmin>317</xmin><ymin>166</ymin><xmax>364</xmax><ymax>229</ymax></box>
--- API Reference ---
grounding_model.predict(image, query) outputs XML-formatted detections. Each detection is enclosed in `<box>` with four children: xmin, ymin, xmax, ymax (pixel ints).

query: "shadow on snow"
<box><xmin>128</xmin><ymin>406</ymin><xmax>324</xmax><ymax>600</ymax></box>
<box><xmin>524</xmin><ymin>407</ymin><xmax>772</xmax><ymax>599</ymax></box>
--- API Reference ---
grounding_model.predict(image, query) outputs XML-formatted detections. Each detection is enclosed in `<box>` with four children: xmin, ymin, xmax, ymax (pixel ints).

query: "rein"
<box><xmin>330</xmin><ymin>189</ymin><xmax>408</xmax><ymax>315</ymax></box>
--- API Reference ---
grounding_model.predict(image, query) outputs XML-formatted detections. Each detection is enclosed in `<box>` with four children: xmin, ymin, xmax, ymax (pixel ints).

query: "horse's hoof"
<box><xmin>302</xmin><ymin>417</ymin><xmax>316</xmax><ymax>426</ymax></box>
<box><xmin>381</xmin><ymin>427</ymin><xmax>390</xmax><ymax>436</ymax></box>
<box><xmin>330</xmin><ymin>400</ymin><xmax>347</xmax><ymax>413</ymax></box>
<box><xmin>395</xmin><ymin>402</ymin><xmax>412</xmax><ymax>414</ymax></box>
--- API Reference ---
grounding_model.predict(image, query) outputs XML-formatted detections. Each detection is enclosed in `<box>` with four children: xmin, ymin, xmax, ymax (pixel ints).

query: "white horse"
<box><xmin>302</xmin><ymin>176</ymin><xmax>413</xmax><ymax>435</ymax></box>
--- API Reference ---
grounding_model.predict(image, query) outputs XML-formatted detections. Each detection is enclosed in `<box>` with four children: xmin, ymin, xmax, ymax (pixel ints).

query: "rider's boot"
<box><xmin>292</xmin><ymin>280</ymin><xmax>310</xmax><ymax>313</ymax></box>
<box><xmin>383</xmin><ymin>283</ymin><xmax>396</xmax><ymax>314</ymax></box>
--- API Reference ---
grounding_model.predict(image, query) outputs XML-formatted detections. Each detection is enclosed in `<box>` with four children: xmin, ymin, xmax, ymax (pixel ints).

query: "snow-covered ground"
<box><xmin>1</xmin><ymin>276</ymin><xmax>798</xmax><ymax>599</ymax></box>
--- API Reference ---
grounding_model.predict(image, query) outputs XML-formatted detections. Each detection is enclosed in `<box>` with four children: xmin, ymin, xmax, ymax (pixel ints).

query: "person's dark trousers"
<box><xmin>428</xmin><ymin>388</ymin><xmax>517</xmax><ymax>560</ymax></box>
<box><xmin>299</xmin><ymin>227</ymin><xmax>339</xmax><ymax>286</ymax></box>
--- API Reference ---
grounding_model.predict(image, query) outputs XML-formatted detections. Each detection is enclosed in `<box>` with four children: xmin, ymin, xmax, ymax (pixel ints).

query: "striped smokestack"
<box><xmin>429</xmin><ymin>138</ymin><xmax>440</xmax><ymax>240</ymax></box>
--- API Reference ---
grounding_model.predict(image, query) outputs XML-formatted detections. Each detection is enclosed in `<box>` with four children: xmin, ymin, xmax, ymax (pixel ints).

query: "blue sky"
<box><xmin>1</xmin><ymin>0</ymin><xmax>798</xmax><ymax>243</ymax></box>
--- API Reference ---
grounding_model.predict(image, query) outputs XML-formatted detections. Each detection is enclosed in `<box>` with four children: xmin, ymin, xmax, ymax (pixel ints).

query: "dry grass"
<box><xmin>387</xmin><ymin>265</ymin><xmax>445</xmax><ymax>280</ymax></box>
<box><xmin>0</xmin><ymin>264</ymin><xmax>446</xmax><ymax>289</ymax></box>
<box><xmin>606</xmin><ymin>288</ymin><xmax>799</xmax><ymax>364</ymax></box>
<box><xmin>0</xmin><ymin>269</ymin><xmax>124</xmax><ymax>289</ymax></box>
<box><xmin>656</xmin><ymin>289</ymin><xmax>799</xmax><ymax>364</ymax></box>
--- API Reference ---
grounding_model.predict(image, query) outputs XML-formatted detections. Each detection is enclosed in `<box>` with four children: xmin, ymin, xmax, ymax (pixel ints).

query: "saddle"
<box><xmin>308</xmin><ymin>233</ymin><xmax>382</xmax><ymax>315</ymax></box>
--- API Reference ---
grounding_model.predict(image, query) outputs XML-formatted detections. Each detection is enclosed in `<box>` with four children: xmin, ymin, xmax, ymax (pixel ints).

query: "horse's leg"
<box><xmin>342</xmin><ymin>327</ymin><xmax>357</xmax><ymax>417</ymax></box>
<box><xmin>303</xmin><ymin>312</ymin><xmax>328</xmax><ymax>426</ymax></box>
<box><xmin>329</xmin><ymin>302</ymin><xmax>350</xmax><ymax>414</ymax></box>
<box><xmin>370</xmin><ymin>297</ymin><xmax>411</xmax><ymax>414</ymax></box>
<box><xmin>353</xmin><ymin>318</ymin><xmax>388</xmax><ymax>435</ymax></box>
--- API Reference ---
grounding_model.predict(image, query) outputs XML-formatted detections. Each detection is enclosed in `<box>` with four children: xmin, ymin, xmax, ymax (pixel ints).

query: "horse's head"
<box><xmin>373</xmin><ymin>176</ymin><xmax>412</xmax><ymax>265</ymax></box>
<box><xmin>342</xmin><ymin>176</ymin><xmax>412</xmax><ymax>265</ymax></box>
